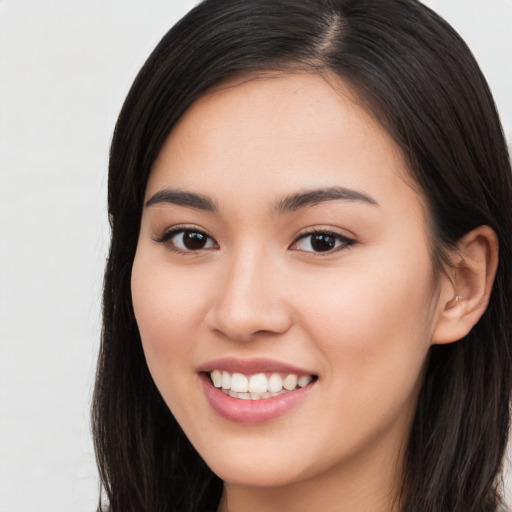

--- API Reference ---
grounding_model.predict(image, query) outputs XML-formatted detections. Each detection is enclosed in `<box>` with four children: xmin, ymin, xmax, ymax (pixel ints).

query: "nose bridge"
<box><xmin>207</xmin><ymin>243</ymin><xmax>292</xmax><ymax>341</ymax></box>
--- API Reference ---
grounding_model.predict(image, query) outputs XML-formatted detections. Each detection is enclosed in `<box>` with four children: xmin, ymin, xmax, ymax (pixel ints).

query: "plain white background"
<box><xmin>0</xmin><ymin>1</ymin><xmax>510</xmax><ymax>511</ymax></box>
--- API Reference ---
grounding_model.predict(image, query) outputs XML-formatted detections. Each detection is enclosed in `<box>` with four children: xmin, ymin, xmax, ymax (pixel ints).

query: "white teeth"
<box><xmin>221</xmin><ymin>371</ymin><xmax>231</xmax><ymax>390</ymax></box>
<box><xmin>211</xmin><ymin>369</ymin><xmax>223</xmax><ymax>388</ymax></box>
<box><xmin>268</xmin><ymin>373</ymin><xmax>283</xmax><ymax>393</ymax></box>
<box><xmin>249</xmin><ymin>373</ymin><xmax>268</xmax><ymax>393</ymax></box>
<box><xmin>210</xmin><ymin>370</ymin><xmax>315</xmax><ymax>400</ymax></box>
<box><xmin>298</xmin><ymin>375</ymin><xmax>313</xmax><ymax>387</ymax></box>
<box><xmin>283</xmin><ymin>374</ymin><xmax>298</xmax><ymax>391</ymax></box>
<box><xmin>231</xmin><ymin>372</ymin><xmax>249</xmax><ymax>393</ymax></box>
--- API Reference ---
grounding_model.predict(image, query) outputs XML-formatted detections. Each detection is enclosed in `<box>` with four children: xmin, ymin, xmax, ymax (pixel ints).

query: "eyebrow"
<box><xmin>274</xmin><ymin>186</ymin><xmax>379</xmax><ymax>214</ymax></box>
<box><xmin>145</xmin><ymin>189</ymin><xmax>218</xmax><ymax>212</ymax></box>
<box><xmin>144</xmin><ymin>186</ymin><xmax>378</xmax><ymax>214</ymax></box>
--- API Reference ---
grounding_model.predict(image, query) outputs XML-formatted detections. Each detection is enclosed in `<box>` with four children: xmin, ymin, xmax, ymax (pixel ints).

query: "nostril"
<box><xmin>206</xmin><ymin>298</ymin><xmax>294</xmax><ymax>343</ymax></box>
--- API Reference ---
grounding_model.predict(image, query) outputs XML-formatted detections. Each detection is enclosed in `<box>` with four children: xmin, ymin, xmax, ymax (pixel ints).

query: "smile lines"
<box><xmin>209</xmin><ymin>370</ymin><xmax>315</xmax><ymax>400</ymax></box>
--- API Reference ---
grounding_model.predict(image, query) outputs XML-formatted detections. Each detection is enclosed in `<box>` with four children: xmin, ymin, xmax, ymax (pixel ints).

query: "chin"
<box><xmin>208</xmin><ymin>458</ymin><xmax>306</xmax><ymax>488</ymax></box>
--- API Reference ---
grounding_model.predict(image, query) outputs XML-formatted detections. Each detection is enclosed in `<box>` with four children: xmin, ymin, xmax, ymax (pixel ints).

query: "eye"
<box><xmin>157</xmin><ymin>228</ymin><xmax>217</xmax><ymax>253</ymax></box>
<box><xmin>291</xmin><ymin>230</ymin><xmax>355</xmax><ymax>254</ymax></box>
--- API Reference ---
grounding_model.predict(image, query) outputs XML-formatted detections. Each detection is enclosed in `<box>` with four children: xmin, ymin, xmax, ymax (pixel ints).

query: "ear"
<box><xmin>432</xmin><ymin>225</ymin><xmax>499</xmax><ymax>345</ymax></box>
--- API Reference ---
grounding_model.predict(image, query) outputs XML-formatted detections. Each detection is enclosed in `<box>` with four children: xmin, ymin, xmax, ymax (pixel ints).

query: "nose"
<box><xmin>205</xmin><ymin>250</ymin><xmax>293</xmax><ymax>342</ymax></box>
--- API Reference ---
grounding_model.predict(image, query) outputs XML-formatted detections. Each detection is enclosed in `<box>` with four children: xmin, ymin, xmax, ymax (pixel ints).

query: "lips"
<box><xmin>198</xmin><ymin>358</ymin><xmax>317</xmax><ymax>423</ymax></box>
<box><xmin>198</xmin><ymin>357</ymin><xmax>317</xmax><ymax>375</ymax></box>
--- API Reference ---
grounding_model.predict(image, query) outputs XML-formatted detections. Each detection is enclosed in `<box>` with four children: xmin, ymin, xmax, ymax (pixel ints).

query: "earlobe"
<box><xmin>432</xmin><ymin>225</ymin><xmax>499</xmax><ymax>345</ymax></box>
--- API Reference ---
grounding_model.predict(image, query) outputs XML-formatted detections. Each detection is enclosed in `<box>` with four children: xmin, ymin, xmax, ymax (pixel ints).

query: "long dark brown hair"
<box><xmin>92</xmin><ymin>1</ymin><xmax>512</xmax><ymax>511</ymax></box>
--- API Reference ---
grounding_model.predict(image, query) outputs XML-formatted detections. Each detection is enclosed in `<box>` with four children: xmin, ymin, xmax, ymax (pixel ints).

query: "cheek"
<box><xmin>131</xmin><ymin>247</ymin><xmax>205</xmax><ymax>389</ymax></box>
<box><xmin>295</xmin><ymin>249</ymin><xmax>435</xmax><ymax>407</ymax></box>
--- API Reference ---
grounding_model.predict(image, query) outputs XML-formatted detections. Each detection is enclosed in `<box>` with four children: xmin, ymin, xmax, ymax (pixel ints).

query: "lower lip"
<box><xmin>200</xmin><ymin>373</ymin><xmax>315</xmax><ymax>424</ymax></box>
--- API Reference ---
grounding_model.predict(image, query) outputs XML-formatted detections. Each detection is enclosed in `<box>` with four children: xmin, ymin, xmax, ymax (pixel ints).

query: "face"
<box><xmin>131</xmin><ymin>73</ymin><xmax>445</xmax><ymax>492</ymax></box>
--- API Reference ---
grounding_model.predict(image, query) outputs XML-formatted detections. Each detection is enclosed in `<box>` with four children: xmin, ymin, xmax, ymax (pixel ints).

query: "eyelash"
<box><xmin>155</xmin><ymin>226</ymin><xmax>356</xmax><ymax>255</ymax></box>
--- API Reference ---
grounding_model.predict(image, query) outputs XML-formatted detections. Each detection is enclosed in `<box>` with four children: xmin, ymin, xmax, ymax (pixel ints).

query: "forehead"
<box><xmin>148</xmin><ymin>72</ymin><xmax>423</xmax><ymax>216</ymax></box>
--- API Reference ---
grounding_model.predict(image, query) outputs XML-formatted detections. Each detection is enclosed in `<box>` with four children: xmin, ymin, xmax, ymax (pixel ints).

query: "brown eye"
<box><xmin>309</xmin><ymin>234</ymin><xmax>338</xmax><ymax>252</ymax></box>
<box><xmin>292</xmin><ymin>231</ymin><xmax>355</xmax><ymax>254</ymax></box>
<box><xmin>181</xmin><ymin>231</ymin><xmax>210</xmax><ymax>250</ymax></box>
<box><xmin>159</xmin><ymin>229</ymin><xmax>217</xmax><ymax>253</ymax></box>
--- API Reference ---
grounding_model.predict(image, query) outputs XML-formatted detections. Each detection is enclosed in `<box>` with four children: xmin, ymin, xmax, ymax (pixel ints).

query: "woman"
<box><xmin>92</xmin><ymin>0</ymin><xmax>512</xmax><ymax>511</ymax></box>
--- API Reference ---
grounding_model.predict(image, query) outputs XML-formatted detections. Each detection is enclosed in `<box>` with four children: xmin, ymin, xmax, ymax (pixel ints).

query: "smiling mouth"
<box><xmin>208</xmin><ymin>370</ymin><xmax>317</xmax><ymax>400</ymax></box>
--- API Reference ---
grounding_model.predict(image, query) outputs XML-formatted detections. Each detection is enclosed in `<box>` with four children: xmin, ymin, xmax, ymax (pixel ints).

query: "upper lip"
<box><xmin>197</xmin><ymin>357</ymin><xmax>317</xmax><ymax>376</ymax></box>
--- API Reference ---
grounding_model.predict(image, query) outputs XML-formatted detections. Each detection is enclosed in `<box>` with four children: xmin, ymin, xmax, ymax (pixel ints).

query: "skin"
<box><xmin>131</xmin><ymin>73</ymin><xmax>459</xmax><ymax>512</ymax></box>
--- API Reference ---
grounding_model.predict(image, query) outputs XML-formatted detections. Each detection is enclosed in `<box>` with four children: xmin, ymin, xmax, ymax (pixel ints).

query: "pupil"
<box><xmin>184</xmin><ymin>231</ymin><xmax>206</xmax><ymax>250</ymax></box>
<box><xmin>311</xmin><ymin>234</ymin><xmax>335</xmax><ymax>252</ymax></box>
